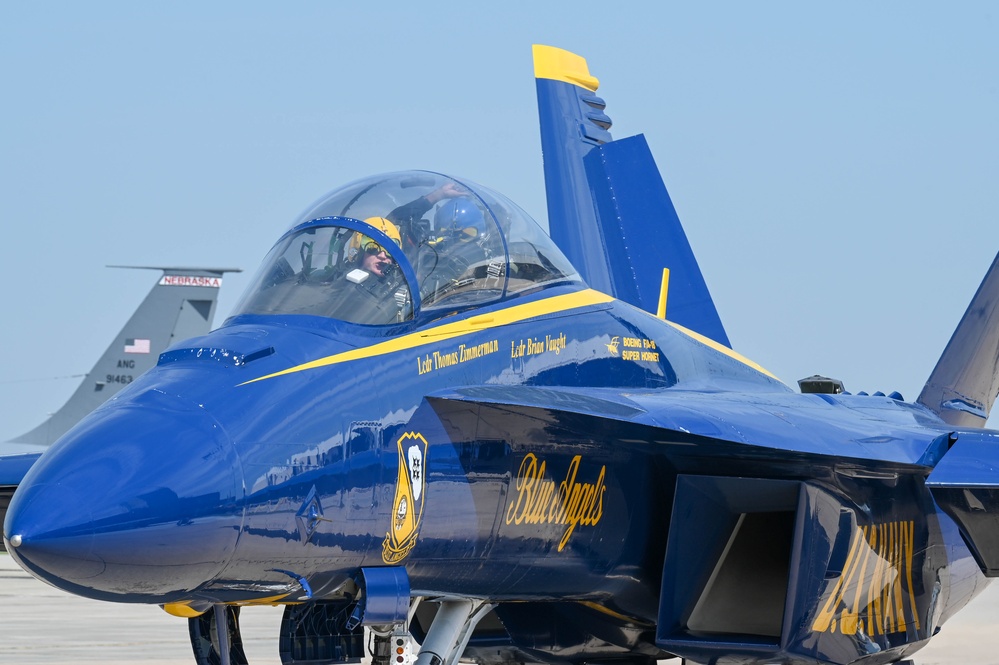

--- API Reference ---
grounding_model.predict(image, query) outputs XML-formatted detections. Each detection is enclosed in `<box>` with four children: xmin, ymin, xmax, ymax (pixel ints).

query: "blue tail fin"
<box><xmin>917</xmin><ymin>250</ymin><xmax>999</xmax><ymax>427</ymax></box>
<box><xmin>533</xmin><ymin>45</ymin><xmax>730</xmax><ymax>347</ymax></box>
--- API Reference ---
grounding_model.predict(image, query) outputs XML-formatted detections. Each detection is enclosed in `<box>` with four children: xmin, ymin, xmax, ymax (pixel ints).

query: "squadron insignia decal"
<box><xmin>382</xmin><ymin>431</ymin><xmax>430</xmax><ymax>564</ymax></box>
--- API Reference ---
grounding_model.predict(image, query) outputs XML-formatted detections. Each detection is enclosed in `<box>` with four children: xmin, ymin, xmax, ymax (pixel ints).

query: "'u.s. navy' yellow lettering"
<box><xmin>812</xmin><ymin>520</ymin><xmax>920</xmax><ymax>635</ymax></box>
<box><xmin>505</xmin><ymin>453</ymin><xmax>606</xmax><ymax>551</ymax></box>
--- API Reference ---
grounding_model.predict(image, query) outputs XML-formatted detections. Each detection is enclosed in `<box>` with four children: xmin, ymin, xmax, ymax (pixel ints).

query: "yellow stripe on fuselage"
<box><xmin>665</xmin><ymin>320</ymin><xmax>780</xmax><ymax>381</ymax></box>
<box><xmin>533</xmin><ymin>45</ymin><xmax>599</xmax><ymax>92</ymax></box>
<box><xmin>239</xmin><ymin>289</ymin><xmax>615</xmax><ymax>386</ymax></box>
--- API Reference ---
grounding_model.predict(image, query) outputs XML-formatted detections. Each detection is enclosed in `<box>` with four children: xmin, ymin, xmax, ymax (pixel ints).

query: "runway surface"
<box><xmin>0</xmin><ymin>554</ymin><xmax>284</xmax><ymax>664</ymax></box>
<box><xmin>2</xmin><ymin>553</ymin><xmax>998</xmax><ymax>664</ymax></box>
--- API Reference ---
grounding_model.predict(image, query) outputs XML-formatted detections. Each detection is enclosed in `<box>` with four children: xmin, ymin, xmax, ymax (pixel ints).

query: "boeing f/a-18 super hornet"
<box><xmin>0</xmin><ymin>266</ymin><xmax>238</xmax><ymax>547</ymax></box>
<box><xmin>5</xmin><ymin>45</ymin><xmax>999</xmax><ymax>665</ymax></box>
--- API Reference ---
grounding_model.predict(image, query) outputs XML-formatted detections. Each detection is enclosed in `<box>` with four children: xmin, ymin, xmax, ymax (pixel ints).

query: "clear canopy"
<box><xmin>232</xmin><ymin>171</ymin><xmax>580</xmax><ymax>325</ymax></box>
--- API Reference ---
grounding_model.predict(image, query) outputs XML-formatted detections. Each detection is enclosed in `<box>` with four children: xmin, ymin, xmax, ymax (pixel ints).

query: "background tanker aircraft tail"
<box><xmin>7</xmin><ymin>45</ymin><xmax>999</xmax><ymax>665</ymax></box>
<box><xmin>4</xmin><ymin>265</ymin><xmax>239</xmax><ymax>451</ymax></box>
<box><xmin>0</xmin><ymin>266</ymin><xmax>238</xmax><ymax>551</ymax></box>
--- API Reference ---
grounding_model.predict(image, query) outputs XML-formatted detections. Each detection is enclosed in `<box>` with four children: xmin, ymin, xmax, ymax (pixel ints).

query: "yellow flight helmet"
<box><xmin>347</xmin><ymin>217</ymin><xmax>402</xmax><ymax>260</ymax></box>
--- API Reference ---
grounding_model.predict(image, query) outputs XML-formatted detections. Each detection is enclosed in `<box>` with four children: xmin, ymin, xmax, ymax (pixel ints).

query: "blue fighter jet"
<box><xmin>5</xmin><ymin>45</ymin><xmax>999</xmax><ymax>665</ymax></box>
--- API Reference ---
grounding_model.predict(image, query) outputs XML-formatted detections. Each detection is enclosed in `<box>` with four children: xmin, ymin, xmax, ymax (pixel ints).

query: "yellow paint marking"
<box><xmin>896</xmin><ymin>522</ymin><xmax>913</xmax><ymax>630</ymax></box>
<box><xmin>578</xmin><ymin>601</ymin><xmax>654</xmax><ymax>626</ymax></box>
<box><xmin>161</xmin><ymin>603</ymin><xmax>207</xmax><ymax>618</ymax></box>
<box><xmin>657</xmin><ymin>268</ymin><xmax>670</xmax><ymax>320</ymax></box>
<box><xmin>904</xmin><ymin>521</ymin><xmax>920</xmax><ymax>629</ymax></box>
<box><xmin>533</xmin><ymin>45</ymin><xmax>599</xmax><ymax>92</ymax></box>
<box><xmin>505</xmin><ymin>453</ymin><xmax>606</xmax><ymax>551</ymax></box>
<box><xmin>846</xmin><ymin>526</ymin><xmax>871</xmax><ymax>634</ymax></box>
<box><xmin>867</xmin><ymin>525</ymin><xmax>884</xmax><ymax>633</ymax></box>
<box><xmin>813</xmin><ymin>526</ymin><xmax>865</xmax><ymax>632</ymax></box>
<box><xmin>239</xmin><ymin>289</ymin><xmax>614</xmax><ymax>385</ymax></box>
<box><xmin>813</xmin><ymin>520</ymin><xmax>920</xmax><ymax>636</ymax></box>
<box><xmin>665</xmin><ymin>320</ymin><xmax>780</xmax><ymax>381</ymax></box>
<box><xmin>161</xmin><ymin>592</ymin><xmax>295</xmax><ymax>618</ymax></box>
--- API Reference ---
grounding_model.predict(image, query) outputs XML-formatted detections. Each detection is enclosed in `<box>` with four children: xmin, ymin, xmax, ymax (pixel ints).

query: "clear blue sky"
<box><xmin>2</xmin><ymin>2</ymin><xmax>997</xmax><ymax>438</ymax></box>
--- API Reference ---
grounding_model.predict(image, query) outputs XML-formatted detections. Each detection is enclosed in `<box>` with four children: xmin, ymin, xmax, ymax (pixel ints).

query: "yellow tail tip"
<box><xmin>532</xmin><ymin>44</ymin><xmax>599</xmax><ymax>92</ymax></box>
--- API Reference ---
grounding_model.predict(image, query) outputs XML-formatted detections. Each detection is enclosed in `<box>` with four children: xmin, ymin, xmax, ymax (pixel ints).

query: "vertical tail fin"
<box><xmin>917</xmin><ymin>250</ymin><xmax>999</xmax><ymax>427</ymax></box>
<box><xmin>533</xmin><ymin>44</ymin><xmax>730</xmax><ymax>347</ymax></box>
<box><xmin>7</xmin><ymin>265</ymin><xmax>240</xmax><ymax>447</ymax></box>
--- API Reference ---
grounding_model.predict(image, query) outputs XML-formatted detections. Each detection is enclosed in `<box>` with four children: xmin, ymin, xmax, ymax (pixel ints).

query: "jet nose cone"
<box><xmin>4</xmin><ymin>390</ymin><xmax>244</xmax><ymax>602</ymax></box>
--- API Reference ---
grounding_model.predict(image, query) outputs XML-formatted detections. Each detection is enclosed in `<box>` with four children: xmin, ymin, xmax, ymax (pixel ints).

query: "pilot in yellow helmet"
<box><xmin>347</xmin><ymin>217</ymin><xmax>402</xmax><ymax>278</ymax></box>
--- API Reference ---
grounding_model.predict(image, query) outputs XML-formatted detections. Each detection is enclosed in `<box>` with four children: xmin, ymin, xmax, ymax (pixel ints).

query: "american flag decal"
<box><xmin>124</xmin><ymin>338</ymin><xmax>151</xmax><ymax>354</ymax></box>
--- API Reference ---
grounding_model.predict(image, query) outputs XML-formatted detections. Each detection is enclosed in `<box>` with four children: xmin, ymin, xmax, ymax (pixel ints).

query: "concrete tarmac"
<box><xmin>2</xmin><ymin>553</ymin><xmax>998</xmax><ymax>665</ymax></box>
<box><xmin>0</xmin><ymin>554</ymin><xmax>284</xmax><ymax>664</ymax></box>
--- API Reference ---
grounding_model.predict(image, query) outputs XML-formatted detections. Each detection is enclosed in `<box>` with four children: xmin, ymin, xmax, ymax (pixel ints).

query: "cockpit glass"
<box><xmin>469</xmin><ymin>181</ymin><xmax>578</xmax><ymax>299</ymax></box>
<box><xmin>231</xmin><ymin>171</ymin><xmax>581</xmax><ymax>325</ymax></box>
<box><xmin>232</xmin><ymin>224</ymin><xmax>414</xmax><ymax>325</ymax></box>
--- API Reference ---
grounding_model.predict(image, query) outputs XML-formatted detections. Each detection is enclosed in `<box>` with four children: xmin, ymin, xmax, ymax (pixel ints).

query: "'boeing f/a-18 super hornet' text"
<box><xmin>5</xmin><ymin>46</ymin><xmax>999</xmax><ymax>665</ymax></box>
